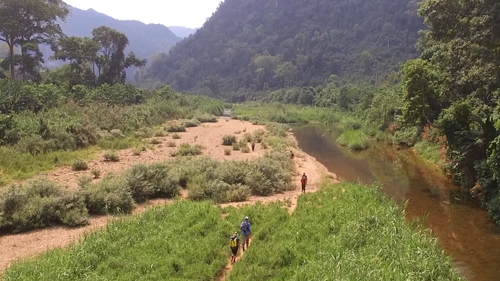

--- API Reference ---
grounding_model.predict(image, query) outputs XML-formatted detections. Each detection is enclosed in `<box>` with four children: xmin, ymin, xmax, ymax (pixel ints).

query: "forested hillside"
<box><xmin>137</xmin><ymin>0</ymin><xmax>424</xmax><ymax>96</ymax></box>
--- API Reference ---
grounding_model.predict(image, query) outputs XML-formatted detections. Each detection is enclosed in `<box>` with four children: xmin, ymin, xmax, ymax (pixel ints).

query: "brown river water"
<box><xmin>293</xmin><ymin>124</ymin><xmax>500</xmax><ymax>281</ymax></box>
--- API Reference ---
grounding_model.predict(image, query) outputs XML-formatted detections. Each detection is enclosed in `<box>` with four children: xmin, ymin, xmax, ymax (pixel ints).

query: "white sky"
<box><xmin>63</xmin><ymin>0</ymin><xmax>222</xmax><ymax>29</ymax></box>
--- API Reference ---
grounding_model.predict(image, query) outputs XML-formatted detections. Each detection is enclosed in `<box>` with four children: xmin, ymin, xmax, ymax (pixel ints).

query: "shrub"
<box><xmin>241</xmin><ymin>145</ymin><xmax>250</xmax><ymax>153</ymax></box>
<box><xmin>266</xmin><ymin>123</ymin><xmax>289</xmax><ymax>137</ymax></box>
<box><xmin>81</xmin><ymin>175</ymin><xmax>135</xmax><ymax>215</ymax></box>
<box><xmin>172</xmin><ymin>133</ymin><xmax>181</xmax><ymax>139</ymax></box>
<box><xmin>222</xmin><ymin>135</ymin><xmax>237</xmax><ymax>145</ymax></box>
<box><xmin>253</xmin><ymin>129</ymin><xmax>266</xmax><ymax>143</ymax></box>
<box><xmin>224</xmin><ymin>148</ymin><xmax>231</xmax><ymax>155</ymax></box>
<box><xmin>182</xmin><ymin>119</ymin><xmax>201</xmax><ymax>128</ymax></box>
<box><xmin>342</xmin><ymin>119</ymin><xmax>362</xmax><ymax>130</ymax></box>
<box><xmin>71</xmin><ymin>158</ymin><xmax>88</xmax><ymax>171</ymax></box>
<box><xmin>150</xmin><ymin>138</ymin><xmax>162</xmax><ymax>145</ymax></box>
<box><xmin>261</xmin><ymin>141</ymin><xmax>269</xmax><ymax>149</ymax></box>
<box><xmin>170</xmin><ymin>143</ymin><xmax>203</xmax><ymax>157</ymax></box>
<box><xmin>243</xmin><ymin>133</ymin><xmax>254</xmax><ymax>142</ymax></box>
<box><xmin>110</xmin><ymin>129</ymin><xmax>125</xmax><ymax>139</ymax></box>
<box><xmin>167</xmin><ymin>140</ymin><xmax>176</xmax><ymax>147</ymax></box>
<box><xmin>196</xmin><ymin>114</ymin><xmax>218</xmax><ymax>123</ymax></box>
<box><xmin>91</xmin><ymin>168</ymin><xmax>101</xmax><ymax>179</ymax></box>
<box><xmin>103</xmin><ymin>151</ymin><xmax>120</xmax><ymax>162</ymax></box>
<box><xmin>166</xmin><ymin>124</ymin><xmax>186</xmax><ymax>132</ymax></box>
<box><xmin>337</xmin><ymin>130</ymin><xmax>370</xmax><ymax>150</ymax></box>
<box><xmin>232</xmin><ymin>142</ymin><xmax>240</xmax><ymax>151</ymax></box>
<box><xmin>153</xmin><ymin>129</ymin><xmax>167</xmax><ymax>137</ymax></box>
<box><xmin>0</xmin><ymin>180</ymin><xmax>89</xmax><ymax>233</ymax></box>
<box><xmin>124</xmin><ymin>163</ymin><xmax>180</xmax><ymax>203</ymax></box>
<box><xmin>77</xmin><ymin>175</ymin><xmax>93</xmax><ymax>189</ymax></box>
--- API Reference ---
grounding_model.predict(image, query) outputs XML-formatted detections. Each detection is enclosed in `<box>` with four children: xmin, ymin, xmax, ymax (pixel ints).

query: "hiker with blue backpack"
<box><xmin>240</xmin><ymin>216</ymin><xmax>251</xmax><ymax>251</ymax></box>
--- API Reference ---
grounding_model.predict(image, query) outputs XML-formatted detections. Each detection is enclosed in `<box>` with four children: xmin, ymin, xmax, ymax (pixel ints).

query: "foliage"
<box><xmin>170</xmin><ymin>143</ymin><xmax>203</xmax><ymax>157</ymax></box>
<box><xmin>222</xmin><ymin>135</ymin><xmax>237</xmax><ymax>145</ymax></box>
<box><xmin>71</xmin><ymin>158</ymin><xmax>88</xmax><ymax>171</ymax></box>
<box><xmin>80</xmin><ymin>175</ymin><xmax>135</xmax><ymax>215</ymax></box>
<box><xmin>0</xmin><ymin>180</ymin><xmax>89</xmax><ymax>233</ymax></box>
<box><xmin>137</xmin><ymin>0</ymin><xmax>424</xmax><ymax>96</ymax></box>
<box><xmin>103</xmin><ymin>150</ymin><xmax>119</xmax><ymax>162</ymax></box>
<box><xmin>337</xmin><ymin>130</ymin><xmax>370</xmax><ymax>150</ymax></box>
<box><xmin>166</xmin><ymin>123</ymin><xmax>186</xmax><ymax>132</ymax></box>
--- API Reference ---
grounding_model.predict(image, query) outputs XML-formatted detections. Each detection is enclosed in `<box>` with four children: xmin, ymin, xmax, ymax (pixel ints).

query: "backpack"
<box><xmin>241</xmin><ymin>221</ymin><xmax>249</xmax><ymax>232</ymax></box>
<box><xmin>230</xmin><ymin>237</ymin><xmax>237</xmax><ymax>247</ymax></box>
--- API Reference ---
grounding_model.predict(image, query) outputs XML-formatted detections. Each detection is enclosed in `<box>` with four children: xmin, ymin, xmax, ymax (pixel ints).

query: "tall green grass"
<box><xmin>337</xmin><ymin>130</ymin><xmax>370</xmax><ymax>150</ymax></box>
<box><xmin>2</xmin><ymin>201</ymin><xmax>233</xmax><ymax>280</ymax></box>
<box><xmin>227</xmin><ymin>182</ymin><xmax>463</xmax><ymax>281</ymax></box>
<box><xmin>413</xmin><ymin>141</ymin><xmax>444</xmax><ymax>166</ymax></box>
<box><xmin>0</xmin><ymin>146</ymin><xmax>98</xmax><ymax>186</ymax></box>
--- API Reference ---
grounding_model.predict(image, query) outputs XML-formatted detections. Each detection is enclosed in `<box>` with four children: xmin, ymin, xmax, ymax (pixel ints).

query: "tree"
<box><xmin>51</xmin><ymin>36</ymin><xmax>99</xmax><ymax>87</ymax></box>
<box><xmin>0</xmin><ymin>0</ymin><xmax>69</xmax><ymax>80</ymax></box>
<box><xmin>274</xmin><ymin>61</ymin><xmax>297</xmax><ymax>89</ymax></box>
<box><xmin>92</xmin><ymin>26</ymin><xmax>146</xmax><ymax>85</ymax></box>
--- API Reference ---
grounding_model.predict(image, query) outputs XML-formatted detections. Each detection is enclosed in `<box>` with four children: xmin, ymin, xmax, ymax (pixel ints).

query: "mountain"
<box><xmin>43</xmin><ymin>7</ymin><xmax>182</xmax><ymax>72</ymax></box>
<box><xmin>169</xmin><ymin>26</ymin><xmax>197</xmax><ymax>38</ymax></box>
<box><xmin>137</xmin><ymin>0</ymin><xmax>425</xmax><ymax>96</ymax></box>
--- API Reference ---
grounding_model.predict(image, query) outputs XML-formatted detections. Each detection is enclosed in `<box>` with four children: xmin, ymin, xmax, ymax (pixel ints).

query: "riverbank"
<box><xmin>0</xmin><ymin>118</ymin><xmax>335</xmax><ymax>272</ymax></box>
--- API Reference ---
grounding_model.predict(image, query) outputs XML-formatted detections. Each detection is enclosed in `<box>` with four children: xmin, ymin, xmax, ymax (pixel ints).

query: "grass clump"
<box><xmin>172</xmin><ymin>133</ymin><xmax>181</xmax><ymax>139</ymax></box>
<box><xmin>337</xmin><ymin>130</ymin><xmax>370</xmax><ymax>150</ymax></box>
<box><xmin>182</xmin><ymin>119</ymin><xmax>201</xmax><ymax>128</ymax></box>
<box><xmin>0</xmin><ymin>180</ymin><xmax>89</xmax><ymax>233</ymax></box>
<box><xmin>103</xmin><ymin>150</ymin><xmax>120</xmax><ymax>162</ymax></box>
<box><xmin>166</xmin><ymin>140</ymin><xmax>177</xmax><ymax>147</ymax></box>
<box><xmin>149</xmin><ymin>138</ymin><xmax>162</xmax><ymax>145</ymax></box>
<box><xmin>413</xmin><ymin>141</ymin><xmax>444</xmax><ymax>166</ymax></box>
<box><xmin>123</xmin><ymin>163</ymin><xmax>180</xmax><ymax>203</ymax></box>
<box><xmin>91</xmin><ymin>168</ymin><xmax>101</xmax><ymax>179</ymax></box>
<box><xmin>228</xmin><ymin>182</ymin><xmax>464</xmax><ymax>281</ymax></box>
<box><xmin>2</xmin><ymin>201</ymin><xmax>232</xmax><ymax>281</ymax></box>
<box><xmin>241</xmin><ymin>145</ymin><xmax>250</xmax><ymax>153</ymax></box>
<box><xmin>170</xmin><ymin>143</ymin><xmax>203</xmax><ymax>157</ymax></box>
<box><xmin>71</xmin><ymin>158</ymin><xmax>88</xmax><ymax>171</ymax></box>
<box><xmin>222</xmin><ymin>135</ymin><xmax>237</xmax><ymax>145</ymax></box>
<box><xmin>224</xmin><ymin>148</ymin><xmax>232</xmax><ymax>155</ymax></box>
<box><xmin>166</xmin><ymin>123</ymin><xmax>186</xmax><ymax>132</ymax></box>
<box><xmin>196</xmin><ymin>114</ymin><xmax>218</xmax><ymax>123</ymax></box>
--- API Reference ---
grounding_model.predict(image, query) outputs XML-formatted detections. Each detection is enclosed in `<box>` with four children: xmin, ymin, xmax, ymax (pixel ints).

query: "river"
<box><xmin>293</xmin><ymin>124</ymin><xmax>500</xmax><ymax>281</ymax></box>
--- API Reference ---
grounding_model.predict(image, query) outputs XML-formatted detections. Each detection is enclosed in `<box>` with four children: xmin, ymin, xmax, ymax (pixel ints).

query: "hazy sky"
<box><xmin>63</xmin><ymin>0</ymin><xmax>221</xmax><ymax>28</ymax></box>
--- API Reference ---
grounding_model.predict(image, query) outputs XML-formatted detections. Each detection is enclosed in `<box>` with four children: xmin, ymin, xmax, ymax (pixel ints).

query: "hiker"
<box><xmin>251</xmin><ymin>141</ymin><xmax>255</xmax><ymax>152</ymax></box>
<box><xmin>229</xmin><ymin>232</ymin><xmax>240</xmax><ymax>263</ymax></box>
<box><xmin>240</xmin><ymin>216</ymin><xmax>251</xmax><ymax>251</ymax></box>
<box><xmin>301</xmin><ymin>173</ymin><xmax>307</xmax><ymax>193</ymax></box>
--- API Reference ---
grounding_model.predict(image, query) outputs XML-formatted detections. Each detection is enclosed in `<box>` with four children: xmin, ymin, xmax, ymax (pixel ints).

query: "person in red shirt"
<box><xmin>301</xmin><ymin>173</ymin><xmax>307</xmax><ymax>193</ymax></box>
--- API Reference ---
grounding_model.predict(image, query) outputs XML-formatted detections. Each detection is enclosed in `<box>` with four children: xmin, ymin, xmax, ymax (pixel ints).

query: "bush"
<box><xmin>103</xmin><ymin>151</ymin><xmax>120</xmax><ymax>162</ymax></box>
<box><xmin>241</xmin><ymin>145</ymin><xmax>250</xmax><ymax>153</ymax></box>
<box><xmin>0</xmin><ymin>180</ymin><xmax>89</xmax><ymax>233</ymax></box>
<box><xmin>224</xmin><ymin>148</ymin><xmax>231</xmax><ymax>155</ymax></box>
<box><xmin>71</xmin><ymin>158</ymin><xmax>88</xmax><ymax>171</ymax></box>
<box><xmin>196</xmin><ymin>114</ymin><xmax>218</xmax><ymax>123</ymax></box>
<box><xmin>167</xmin><ymin>140</ymin><xmax>176</xmax><ymax>147</ymax></box>
<box><xmin>166</xmin><ymin>124</ymin><xmax>186</xmax><ymax>132</ymax></box>
<box><xmin>172</xmin><ymin>133</ymin><xmax>181</xmax><ymax>139</ymax></box>
<box><xmin>153</xmin><ymin>129</ymin><xmax>167</xmax><ymax>137</ymax></box>
<box><xmin>222</xmin><ymin>135</ymin><xmax>237</xmax><ymax>145</ymax></box>
<box><xmin>232</xmin><ymin>142</ymin><xmax>240</xmax><ymax>151</ymax></box>
<box><xmin>91</xmin><ymin>168</ymin><xmax>101</xmax><ymax>179</ymax></box>
<box><xmin>150</xmin><ymin>138</ymin><xmax>162</xmax><ymax>145</ymax></box>
<box><xmin>337</xmin><ymin>130</ymin><xmax>370</xmax><ymax>150</ymax></box>
<box><xmin>182</xmin><ymin>119</ymin><xmax>201</xmax><ymax>128</ymax></box>
<box><xmin>342</xmin><ymin>119</ymin><xmax>362</xmax><ymax>130</ymax></box>
<box><xmin>124</xmin><ymin>163</ymin><xmax>180</xmax><ymax>203</ymax></box>
<box><xmin>253</xmin><ymin>129</ymin><xmax>266</xmax><ymax>143</ymax></box>
<box><xmin>81</xmin><ymin>175</ymin><xmax>135</xmax><ymax>215</ymax></box>
<box><xmin>243</xmin><ymin>133</ymin><xmax>254</xmax><ymax>142</ymax></box>
<box><xmin>170</xmin><ymin>143</ymin><xmax>203</xmax><ymax>157</ymax></box>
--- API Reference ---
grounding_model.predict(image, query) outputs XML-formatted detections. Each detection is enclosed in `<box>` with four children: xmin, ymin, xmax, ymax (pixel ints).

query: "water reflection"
<box><xmin>293</xmin><ymin>124</ymin><xmax>500</xmax><ymax>281</ymax></box>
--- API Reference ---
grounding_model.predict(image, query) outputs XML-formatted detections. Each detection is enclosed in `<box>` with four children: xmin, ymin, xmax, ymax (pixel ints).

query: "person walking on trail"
<box><xmin>240</xmin><ymin>216</ymin><xmax>251</xmax><ymax>251</ymax></box>
<box><xmin>251</xmin><ymin>141</ymin><xmax>255</xmax><ymax>152</ymax></box>
<box><xmin>229</xmin><ymin>232</ymin><xmax>240</xmax><ymax>263</ymax></box>
<box><xmin>301</xmin><ymin>173</ymin><xmax>308</xmax><ymax>193</ymax></box>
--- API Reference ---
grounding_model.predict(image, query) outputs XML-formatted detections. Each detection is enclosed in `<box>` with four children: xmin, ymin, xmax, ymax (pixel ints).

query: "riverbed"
<box><xmin>293</xmin><ymin>124</ymin><xmax>500</xmax><ymax>281</ymax></box>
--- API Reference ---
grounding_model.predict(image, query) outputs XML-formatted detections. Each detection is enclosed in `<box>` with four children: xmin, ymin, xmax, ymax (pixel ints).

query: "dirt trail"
<box><xmin>0</xmin><ymin>119</ymin><xmax>337</xmax><ymax>274</ymax></box>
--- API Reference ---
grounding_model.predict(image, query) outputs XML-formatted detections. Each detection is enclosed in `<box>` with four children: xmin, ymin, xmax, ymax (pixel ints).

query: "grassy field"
<box><xmin>227</xmin><ymin>182</ymin><xmax>463</xmax><ymax>281</ymax></box>
<box><xmin>2</xmin><ymin>182</ymin><xmax>463</xmax><ymax>280</ymax></box>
